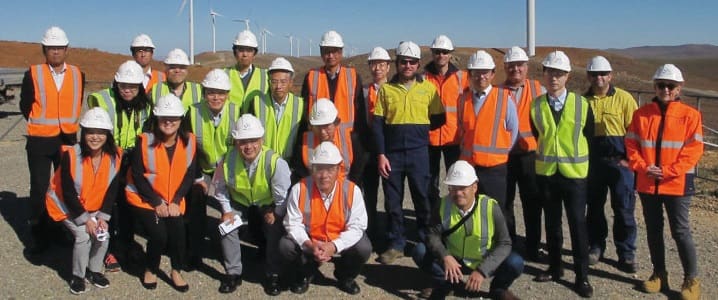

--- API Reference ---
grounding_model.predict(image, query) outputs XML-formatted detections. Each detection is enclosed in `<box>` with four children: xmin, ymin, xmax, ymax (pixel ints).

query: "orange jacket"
<box><xmin>625</xmin><ymin>99</ymin><xmax>703</xmax><ymax>196</ymax></box>
<box><xmin>459</xmin><ymin>87</ymin><xmax>513</xmax><ymax>167</ymax></box>
<box><xmin>298</xmin><ymin>177</ymin><xmax>355</xmax><ymax>242</ymax></box>
<box><xmin>125</xmin><ymin>133</ymin><xmax>197</xmax><ymax>213</ymax></box>
<box><xmin>504</xmin><ymin>79</ymin><xmax>542</xmax><ymax>152</ymax></box>
<box><xmin>305</xmin><ymin>67</ymin><xmax>358</xmax><ymax>126</ymax></box>
<box><xmin>301</xmin><ymin>130</ymin><xmax>353</xmax><ymax>178</ymax></box>
<box><xmin>145</xmin><ymin>69</ymin><xmax>166</xmax><ymax>94</ymax></box>
<box><xmin>425</xmin><ymin>69</ymin><xmax>469</xmax><ymax>146</ymax></box>
<box><xmin>46</xmin><ymin>145</ymin><xmax>122</xmax><ymax>221</ymax></box>
<box><xmin>363</xmin><ymin>83</ymin><xmax>380</xmax><ymax>124</ymax></box>
<box><xmin>27</xmin><ymin>64</ymin><xmax>83</xmax><ymax>137</ymax></box>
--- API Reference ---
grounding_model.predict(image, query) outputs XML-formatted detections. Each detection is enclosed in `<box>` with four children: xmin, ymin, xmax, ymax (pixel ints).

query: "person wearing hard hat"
<box><xmin>290</xmin><ymin>98</ymin><xmax>366</xmax><ymax>184</ymax></box>
<box><xmin>626</xmin><ymin>64</ymin><xmax>703</xmax><ymax>300</ymax></box>
<box><xmin>500</xmin><ymin>46</ymin><xmax>546</xmax><ymax>262</ymax></box>
<box><xmin>281</xmin><ymin>141</ymin><xmax>371</xmax><ymax>295</ymax></box>
<box><xmin>125</xmin><ymin>94</ymin><xmax>197</xmax><ymax>292</ymax></box>
<box><xmin>583</xmin><ymin>56</ymin><xmax>639</xmax><ymax>273</ymax></box>
<box><xmin>458</xmin><ymin>50</ymin><xmax>518</xmax><ymax>231</ymax></box>
<box><xmin>245</xmin><ymin>57</ymin><xmax>305</xmax><ymax>161</ymax></box>
<box><xmin>87</xmin><ymin>60</ymin><xmax>153</xmax><ymax>272</ymax></box>
<box><xmin>211</xmin><ymin>113</ymin><xmax>291</xmax><ymax>295</ymax></box>
<box><xmin>425</xmin><ymin>35</ymin><xmax>469</xmax><ymax>212</ymax></box>
<box><xmin>225</xmin><ymin>30</ymin><xmax>268</xmax><ymax>110</ymax></box>
<box><xmin>130</xmin><ymin>34</ymin><xmax>165</xmax><ymax>93</ymax></box>
<box><xmin>374</xmin><ymin>41</ymin><xmax>445</xmax><ymax>265</ymax></box>
<box><xmin>362</xmin><ymin>46</ymin><xmax>391</xmax><ymax>243</ymax></box>
<box><xmin>45</xmin><ymin>108</ymin><xmax>122</xmax><ymax>294</ymax></box>
<box><xmin>149</xmin><ymin>48</ymin><xmax>202</xmax><ymax>110</ymax></box>
<box><xmin>530</xmin><ymin>51</ymin><xmax>594</xmax><ymax>298</ymax></box>
<box><xmin>411</xmin><ymin>160</ymin><xmax>523</xmax><ymax>300</ymax></box>
<box><xmin>183</xmin><ymin>69</ymin><xmax>241</xmax><ymax>268</ymax></box>
<box><xmin>20</xmin><ymin>26</ymin><xmax>86</xmax><ymax>256</ymax></box>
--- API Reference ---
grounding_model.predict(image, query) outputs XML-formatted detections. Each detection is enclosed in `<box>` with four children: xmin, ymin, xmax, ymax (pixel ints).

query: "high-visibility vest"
<box><xmin>145</xmin><ymin>70</ymin><xmax>166</xmax><ymax>94</ymax></box>
<box><xmin>125</xmin><ymin>132</ymin><xmax>196</xmax><ymax>213</ymax></box>
<box><xmin>225</xmin><ymin>66</ymin><xmax>268</xmax><ymax>111</ymax></box>
<box><xmin>363</xmin><ymin>83</ymin><xmax>380</xmax><ymax>124</ymax></box>
<box><xmin>87</xmin><ymin>88</ymin><xmax>150</xmax><ymax>150</ymax></box>
<box><xmin>298</xmin><ymin>177</ymin><xmax>355</xmax><ymax>242</ymax></box>
<box><xmin>504</xmin><ymin>79</ymin><xmax>542</xmax><ymax>152</ymax></box>
<box><xmin>425</xmin><ymin>70</ymin><xmax>467</xmax><ymax>146</ymax></box>
<box><xmin>459</xmin><ymin>87</ymin><xmax>513</xmax><ymax>167</ymax></box>
<box><xmin>27</xmin><ymin>64</ymin><xmax>83</xmax><ymax>137</ymax></box>
<box><xmin>252</xmin><ymin>93</ymin><xmax>304</xmax><ymax>159</ymax></box>
<box><xmin>625</xmin><ymin>100</ymin><xmax>704</xmax><ymax>196</ymax></box>
<box><xmin>223</xmin><ymin>147</ymin><xmax>279</xmax><ymax>207</ymax></box>
<box><xmin>189</xmin><ymin>101</ymin><xmax>239</xmax><ymax>174</ymax></box>
<box><xmin>305</xmin><ymin>67</ymin><xmax>357</xmax><ymax>147</ymax></box>
<box><xmin>46</xmin><ymin>144</ymin><xmax>122</xmax><ymax>221</ymax></box>
<box><xmin>150</xmin><ymin>81</ymin><xmax>202</xmax><ymax>111</ymax></box>
<box><xmin>530</xmin><ymin>92</ymin><xmax>590</xmax><ymax>179</ymax></box>
<box><xmin>440</xmin><ymin>195</ymin><xmax>496</xmax><ymax>270</ymax></box>
<box><xmin>301</xmin><ymin>130</ymin><xmax>353</xmax><ymax>178</ymax></box>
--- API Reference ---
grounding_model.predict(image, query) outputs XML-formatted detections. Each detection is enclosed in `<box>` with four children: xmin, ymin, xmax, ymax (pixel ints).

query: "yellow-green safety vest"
<box><xmin>225</xmin><ymin>66</ymin><xmax>268</xmax><ymax>111</ymax></box>
<box><xmin>87</xmin><ymin>89</ymin><xmax>150</xmax><ymax>150</ymax></box>
<box><xmin>150</xmin><ymin>81</ymin><xmax>202</xmax><ymax>111</ymax></box>
<box><xmin>223</xmin><ymin>146</ymin><xmax>278</xmax><ymax>207</ymax></box>
<box><xmin>189</xmin><ymin>101</ymin><xmax>240</xmax><ymax>174</ymax></box>
<box><xmin>252</xmin><ymin>93</ymin><xmax>304</xmax><ymax>160</ymax></box>
<box><xmin>440</xmin><ymin>195</ymin><xmax>496</xmax><ymax>269</ymax></box>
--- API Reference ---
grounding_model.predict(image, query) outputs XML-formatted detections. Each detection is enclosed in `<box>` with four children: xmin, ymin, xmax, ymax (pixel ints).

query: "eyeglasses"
<box><xmin>133</xmin><ymin>47</ymin><xmax>153</xmax><ymax>53</ymax></box>
<box><xmin>432</xmin><ymin>49</ymin><xmax>451</xmax><ymax>55</ymax></box>
<box><xmin>655</xmin><ymin>82</ymin><xmax>678</xmax><ymax>90</ymax></box>
<box><xmin>545</xmin><ymin>69</ymin><xmax>568</xmax><ymax>78</ymax></box>
<box><xmin>588</xmin><ymin>71</ymin><xmax>610</xmax><ymax>77</ymax></box>
<box><xmin>399</xmin><ymin>59</ymin><xmax>419</xmax><ymax>66</ymax></box>
<box><xmin>117</xmin><ymin>83</ymin><xmax>140</xmax><ymax>90</ymax></box>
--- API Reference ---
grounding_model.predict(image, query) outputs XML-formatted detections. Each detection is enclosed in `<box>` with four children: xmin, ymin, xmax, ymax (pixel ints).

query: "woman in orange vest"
<box><xmin>45</xmin><ymin>108</ymin><xmax>121</xmax><ymax>295</ymax></box>
<box><xmin>125</xmin><ymin>94</ymin><xmax>197</xmax><ymax>292</ymax></box>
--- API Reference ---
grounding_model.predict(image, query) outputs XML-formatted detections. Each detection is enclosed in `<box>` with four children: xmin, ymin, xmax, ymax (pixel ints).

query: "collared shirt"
<box><xmin>326</xmin><ymin>66</ymin><xmax>341</xmax><ymax>80</ymax></box>
<box><xmin>284</xmin><ymin>180</ymin><xmax>368</xmax><ymax>253</ymax></box>
<box><xmin>143</xmin><ymin>67</ymin><xmax>153</xmax><ymax>89</ymax></box>
<box><xmin>211</xmin><ymin>111</ymin><xmax>222</xmax><ymax>127</ymax></box>
<box><xmin>548</xmin><ymin>88</ymin><xmax>568</xmax><ymax>112</ymax></box>
<box><xmin>457</xmin><ymin>200</ymin><xmax>476</xmax><ymax>217</ymax></box>
<box><xmin>239</xmin><ymin>64</ymin><xmax>253</xmax><ymax>79</ymax></box>
<box><xmin>472</xmin><ymin>85</ymin><xmax>520</xmax><ymax>143</ymax></box>
<box><xmin>212</xmin><ymin>154</ymin><xmax>292</xmax><ymax>216</ymax></box>
<box><xmin>272</xmin><ymin>95</ymin><xmax>289</xmax><ymax>125</ymax></box>
<box><xmin>49</xmin><ymin>63</ymin><xmax>67</xmax><ymax>91</ymax></box>
<box><xmin>471</xmin><ymin>85</ymin><xmax>493</xmax><ymax>115</ymax></box>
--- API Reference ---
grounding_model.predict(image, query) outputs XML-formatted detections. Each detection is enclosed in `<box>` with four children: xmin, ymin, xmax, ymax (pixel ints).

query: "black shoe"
<box><xmin>525</xmin><ymin>250</ymin><xmax>547</xmax><ymax>263</ymax></box>
<box><xmin>575</xmin><ymin>280</ymin><xmax>594</xmax><ymax>298</ymax></box>
<box><xmin>290</xmin><ymin>276</ymin><xmax>310</xmax><ymax>294</ymax></box>
<box><xmin>588</xmin><ymin>249</ymin><xmax>602</xmax><ymax>265</ymax></box>
<box><xmin>428</xmin><ymin>284</ymin><xmax>451</xmax><ymax>300</ymax></box>
<box><xmin>141</xmin><ymin>272</ymin><xmax>157</xmax><ymax>290</ymax></box>
<box><xmin>337</xmin><ymin>279</ymin><xmax>361</xmax><ymax>295</ymax></box>
<box><xmin>171</xmin><ymin>281</ymin><xmax>189</xmax><ymax>293</ymax></box>
<box><xmin>534</xmin><ymin>268</ymin><xmax>564</xmax><ymax>282</ymax></box>
<box><xmin>618</xmin><ymin>258</ymin><xmax>638</xmax><ymax>274</ymax></box>
<box><xmin>85</xmin><ymin>270</ymin><xmax>110</xmax><ymax>288</ymax></box>
<box><xmin>218</xmin><ymin>274</ymin><xmax>241</xmax><ymax>294</ymax></box>
<box><xmin>263</xmin><ymin>274</ymin><xmax>281</xmax><ymax>296</ymax></box>
<box><xmin>69</xmin><ymin>276</ymin><xmax>86</xmax><ymax>295</ymax></box>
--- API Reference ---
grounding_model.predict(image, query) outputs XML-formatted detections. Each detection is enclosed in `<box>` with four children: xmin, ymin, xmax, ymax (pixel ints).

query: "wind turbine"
<box><xmin>260</xmin><ymin>28</ymin><xmax>273</xmax><ymax>54</ymax></box>
<box><xmin>233</xmin><ymin>18</ymin><xmax>250</xmax><ymax>31</ymax></box>
<box><xmin>178</xmin><ymin>0</ymin><xmax>195</xmax><ymax>64</ymax></box>
<box><xmin>285</xmin><ymin>34</ymin><xmax>294</xmax><ymax>57</ymax></box>
<box><xmin>295</xmin><ymin>37</ymin><xmax>301</xmax><ymax>57</ymax></box>
<box><xmin>209</xmin><ymin>8</ymin><xmax>223</xmax><ymax>53</ymax></box>
<box><xmin>308</xmin><ymin>38</ymin><xmax>312</xmax><ymax>56</ymax></box>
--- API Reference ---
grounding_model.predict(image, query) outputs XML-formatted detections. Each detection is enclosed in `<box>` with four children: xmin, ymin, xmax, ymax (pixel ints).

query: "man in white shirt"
<box><xmin>281</xmin><ymin>141</ymin><xmax>371</xmax><ymax>295</ymax></box>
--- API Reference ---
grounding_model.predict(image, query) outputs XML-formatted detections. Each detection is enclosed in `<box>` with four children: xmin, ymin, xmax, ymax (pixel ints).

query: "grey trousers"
<box><xmin>221</xmin><ymin>204</ymin><xmax>284</xmax><ymax>276</ymax></box>
<box><xmin>63</xmin><ymin>216</ymin><xmax>109</xmax><ymax>278</ymax></box>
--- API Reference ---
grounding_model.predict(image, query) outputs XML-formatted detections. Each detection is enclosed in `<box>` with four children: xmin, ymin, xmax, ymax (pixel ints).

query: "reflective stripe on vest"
<box><xmin>301</xmin><ymin>178</ymin><xmax>352</xmax><ymax>234</ymax></box>
<box><xmin>144</xmin><ymin>133</ymin><xmax>195</xmax><ymax>185</ymax></box>
<box><xmin>153</xmin><ymin>82</ymin><xmax>201</xmax><ymax>110</ymax></box>
<box><xmin>28</xmin><ymin>64</ymin><xmax>81</xmax><ymax>135</ymax></box>
<box><xmin>258</xmin><ymin>94</ymin><xmax>302</xmax><ymax>158</ymax></box>
<box><xmin>460</xmin><ymin>88</ymin><xmax>511</xmax><ymax>156</ymax></box>
<box><xmin>192</xmin><ymin>102</ymin><xmax>237</xmax><ymax>173</ymax></box>
<box><xmin>440</xmin><ymin>195</ymin><xmax>494</xmax><ymax>269</ymax></box>
<box><xmin>225</xmin><ymin>148</ymin><xmax>276</xmax><ymax>206</ymax></box>
<box><xmin>309</xmin><ymin>67</ymin><xmax>355</xmax><ymax>125</ymax></box>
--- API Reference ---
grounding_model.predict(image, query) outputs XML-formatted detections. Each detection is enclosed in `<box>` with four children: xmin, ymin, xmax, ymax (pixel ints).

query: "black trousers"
<box><xmin>278</xmin><ymin>234</ymin><xmax>372</xmax><ymax>282</ymax></box>
<box><xmin>428</xmin><ymin>144</ymin><xmax>461</xmax><ymax>210</ymax></box>
<box><xmin>475</xmin><ymin>163</ymin><xmax>508</xmax><ymax>211</ymax></box>
<box><xmin>506</xmin><ymin>152</ymin><xmax>542</xmax><ymax>254</ymax></box>
<box><xmin>362</xmin><ymin>154</ymin><xmax>381</xmax><ymax>242</ymax></box>
<box><xmin>134</xmin><ymin>207</ymin><xmax>186</xmax><ymax>271</ymax></box>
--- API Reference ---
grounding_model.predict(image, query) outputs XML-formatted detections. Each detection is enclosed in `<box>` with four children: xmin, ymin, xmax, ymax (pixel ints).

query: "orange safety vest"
<box><xmin>459</xmin><ymin>87</ymin><xmax>513</xmax><ymax>167</ymax></box>
<box><xmin>298</xmin><ymin>177</ymin><xmax>355</xmax><ymax>242</ymax></box>
<box><xmin>425</xmin><ymin>70</ymin><xmax>468</xmax><ymax>146</ymax></box>
<box><xmin>46</xmin><ymin>145</ymin><xmax>122</xmax><ymax>221</ymax></box>
<box><xmin>305</xmin><ymin>67</ymin><xmax>357</xmax><ymax>130</ymax></box>
<box><xmin>125</xmin><ymin>132</ymin><xmax>196</xmax><ymax>213</ymax></box>
<box><xmin>301</xmin><ymin>130</ymin><xmax>353</xmax><ymax>178</ymax></box>
<box><xmin>27</xmin><ymin>64</ymin><xmax>83</xmax><ymax>137</ymax></box>
<box><xmin>145</xmin><ymin>69</ymin><xmax>166</xmax><ymax>94</ymax></box>
<box><xmin>504</xmin><ymin>79</ymin><xmax>542</xmax><ymax>152</ymax></box>
<box><xmin>362</xmin><ymin>83</ymin><xmax>380</xmax><ymax>124</ymax></box>
<box><xmin>625</xmin><ymin>100</ymin><xmax>703</xmax><ymax>196</ymax></box>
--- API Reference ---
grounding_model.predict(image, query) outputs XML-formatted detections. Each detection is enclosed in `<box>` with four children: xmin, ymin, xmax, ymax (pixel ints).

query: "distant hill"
<box><xmin>606</xmin><ymin>44</ymin><xmax>718</xmax><ymax>59</ymax></box>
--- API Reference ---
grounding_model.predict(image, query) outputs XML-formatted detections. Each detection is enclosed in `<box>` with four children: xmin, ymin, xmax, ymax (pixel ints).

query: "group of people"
<box><xmin>20</xmin><ymin>25</ymin><xmax>703</xmax><ymax>300</ymax></box>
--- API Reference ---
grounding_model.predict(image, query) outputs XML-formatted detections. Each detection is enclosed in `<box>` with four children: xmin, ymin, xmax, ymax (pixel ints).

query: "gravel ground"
<box><xmin>0</xmin><ymin>103</ymin><xmax>715</xmax><ymax>299</ymax></box>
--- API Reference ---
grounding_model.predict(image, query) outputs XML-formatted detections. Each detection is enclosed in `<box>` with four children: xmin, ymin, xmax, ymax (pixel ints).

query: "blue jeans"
<box><xmin>411</xmin><ymin>242</ymin><xmax>524</xmax><ymax>293</ymax></box>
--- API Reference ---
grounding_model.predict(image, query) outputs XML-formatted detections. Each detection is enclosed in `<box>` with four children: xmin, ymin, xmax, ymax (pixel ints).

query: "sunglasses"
<box><xmin>432</xmin><ymin>49</ymin><xmax>451</xmax><ymax>55</ymax></box>
<box><xmin>588</xmin><ymin>71</ymin><xmax>610</xmax><ymax>77</ymax></box>
<box><xmin>133</xmin><ymin>47</ymin><xmax>154</xmax><ymax>53</ymax></box>
<box><xmin>655</xmin><ymin>82</ymin><xmax>678</xmax><ymax>90</ymax></box>
<box><xmin>399</xmin><ymin>59</ymin><xmax>419</xmax><ymax>66</ymax></box>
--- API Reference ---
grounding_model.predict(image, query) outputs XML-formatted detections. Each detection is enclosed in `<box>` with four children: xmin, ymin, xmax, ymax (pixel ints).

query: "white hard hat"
<box><xmin>319</xmin><ymin>30</ymin><xmax>344</xmax><ymax>48</ymax></box>
<box><xmin>164</xmin><ymin>48</ymin><xmax>190</xmax><ymax>65</ymax></box>
<box><xmin>586</xmin><ymin>56</ymin><xmax>612</xmax><ymax>72</ymax></box>
<box><xmin>367</xmin><ymin>47</ymin><xmax>391</xmax><ymax>62</ymax></box>
<box><xmin>114</xmin><ymin>60</ymin><xmax>144</xmax><ymax>84</ymax></box>
<box><xmin>233</xmin><ymin>30</ymin><xmax>259</xmax><ymax>48</ymax></box>
<box><xmin>396</xmin><ymin>41</ymin><xmax>421</xmax><ymax>60</ymax></box>
<box><xmin>232</xmin><ymin>114</ymin><xmax>265</xmax><ymax>140</ymax></box>
<box><xmin>131</xmin><ymin>34</ymin><xmax>155</xmax><ymax>48</ymax></box>
<box><xmin>80</xmin><ymin>107</ymin><xmax>114</xmax><ymax>132</ymax></box>
<box><xmin>310</xmin><ymin>141</ymin><xmax>343</xmax><ymax>165</ymax></box>
<box><xmin>41</xmin><ymin>26</ymin><xmax>69</xmax><ymax>46</ymax></box>
<box><xmin>542</xmin><ymin>50</ymin><xmax>571</xmax><ymax>72</ymax></box>
<box><xmin>309</xmin><ymin>98</ymin><xmax>338</xmax><ymax>126</ymax></box>
<box><xmin>504</xmin><ymin>46</ymin><xmax>529</xmax><ymax>63</ymax></box>
<box><xmin>201</xmin><ymin>69</ymin><xmax>231</xmax><ymax>90</ymax></box>
<box><xmin>268</xmin><ymin>57</ymin><xmax>294</xmax><ymax>73</ymax></box>
<box><xmin>430</xmin><ymin>35</ymin><xmax>454</xmax><ymax>51</ymax></box>
<box><xmin>653</xmin><ymin>64</ymin><xmax>684</xmax><ymax>82</ymax></box>
<box><xmin>467</xmin><ymin>50</ymin><xmax>496</xmax><ymax>70</ymax></box>
<box><xmin>153</xmin><ymin>94</ymin><xmax>186</xmax><ymax>117</ymax></box>
<box><xmin>444</xmin><ymin>160</ymin><xmax>478</xmax><ymax>187</ymax></box>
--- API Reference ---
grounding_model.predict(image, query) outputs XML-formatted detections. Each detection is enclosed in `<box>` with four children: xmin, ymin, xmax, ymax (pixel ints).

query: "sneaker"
<box><xmin>642</xmin><ymin>271</ymin><xmax>669</xmax><ymax>293</ymax></box>
<box><xmin>378</xmin><ymin>248</ymin><xmax>404</xmax><ymax>265</ymax></box>
<box><xmin>104</xmin><ymin>253</ymin><xmax>121</xmax><ymax>272</ymax></box>
<box><xmin>86</xmin><ymin>270</ymin><xmax>110</xmax><ymax>288</ymax></box>
<box><xmin>69</xmin><ymin>276</ymin><xmax>86</xmax><ymax>295</ymax></box>
<box><xmin>680</xmin><ymin>277</ymin><xmax>700</xmax><ymax>300</ymax></box>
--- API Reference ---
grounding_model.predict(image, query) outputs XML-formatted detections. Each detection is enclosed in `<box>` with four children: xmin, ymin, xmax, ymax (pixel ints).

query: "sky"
<box><xmin>0</xmin><ymin>0</ymin><xmax>716</xmax><ymax>58</ymax></box>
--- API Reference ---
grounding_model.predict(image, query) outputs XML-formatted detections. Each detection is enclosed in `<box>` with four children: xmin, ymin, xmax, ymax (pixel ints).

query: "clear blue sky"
<box><xmin>1</xmin><ymin>0</ymin><xmax>715</xmax><ymax>58</ymax></box>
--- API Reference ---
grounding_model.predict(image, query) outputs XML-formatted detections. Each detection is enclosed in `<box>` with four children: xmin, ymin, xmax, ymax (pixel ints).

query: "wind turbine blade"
<box><xmin>177</xmin><ymin>0</ymin><xmax>187</xmax><ymax>16</ymax></box>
